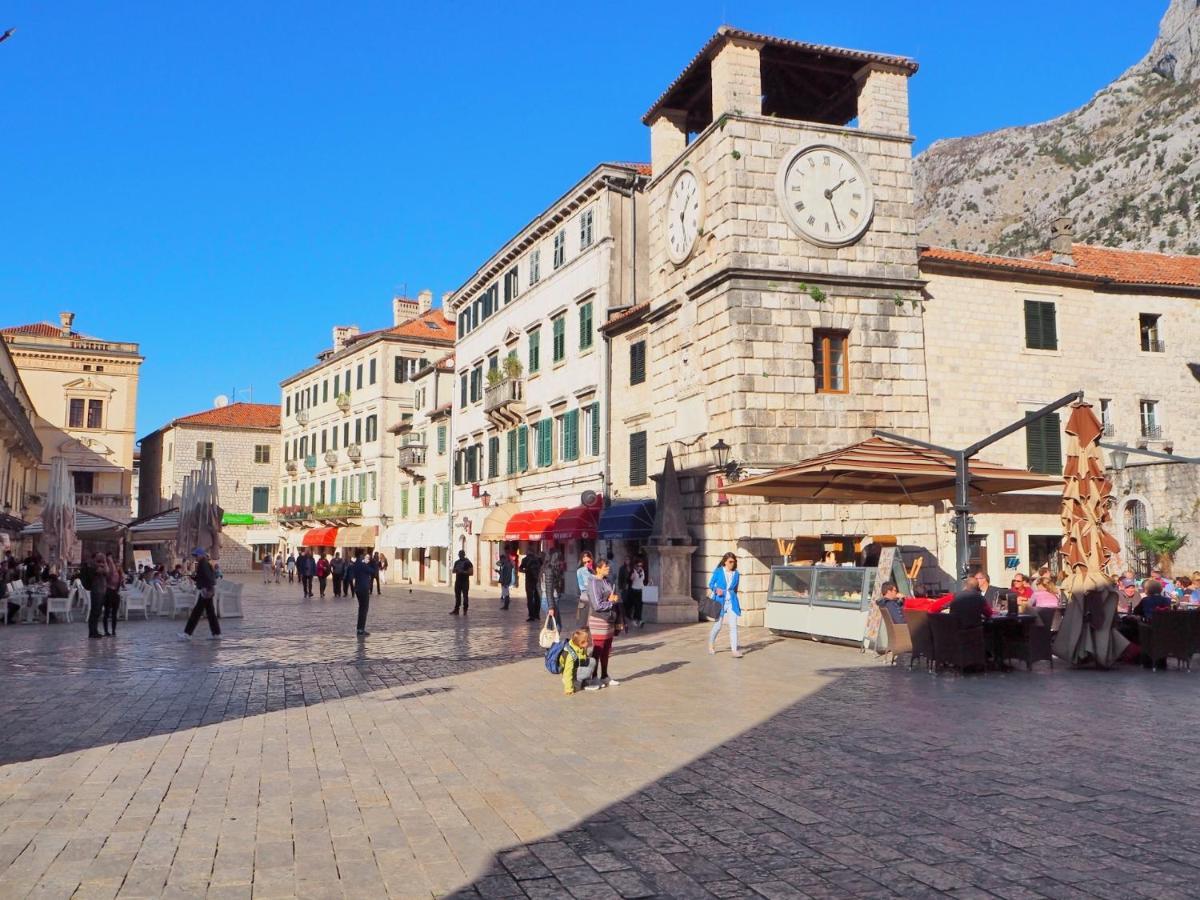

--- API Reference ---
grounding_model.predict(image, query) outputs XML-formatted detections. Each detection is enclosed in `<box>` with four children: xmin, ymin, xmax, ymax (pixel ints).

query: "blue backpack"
<box><xmin>544</xmin><ymin>638</ymin><xmax>577</xmax><ymax>675</ymax></box>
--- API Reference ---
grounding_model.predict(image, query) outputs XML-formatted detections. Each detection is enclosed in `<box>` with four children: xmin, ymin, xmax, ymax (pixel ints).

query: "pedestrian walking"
<box><xmin>451</xmin><ymin>550</ymin><xmax>473</xmax><ymax>614</ymax></box>
<box><xmin>347</xmin><ymin>549</ymin><xmax>377</xmax><ymax>637</ymax></box>
<box><xmin>178</xmin><ymin>548</ymin><xmax>222</xmax><ymax>641</ymax></box>
<box><xmin>627</xmin><ymin>557</ymin><xmax>648</xmax><ymax>629</ymax></box>
<box><xmin>274</xmin><ymin>554</ymin><xmax>282</xmax><ymax>583</ymax></box>
<box><xmin>261</xmin><ymin>554</ymin><xmax>273</xmax><ymax>584</ymax></box>
<box><xmin>82</xmin><ymin>552</ymin><xmax>108</xmax><ymax>639</ymax></box>
<box><xmin>497</xmin><ymin>551</ymin><xmax>515</xmax><ymax>610</ymax></box>
<box><xmin>543</xmin><ymin>550</ymin><xmax>564</xmax><ymax>620</ymax></box>
<box><xmin>103</xmin><ymin>553</ymin><xmax>122</xmax><ymax>637</ymax></box>
<box><xmin>378</xmin><ymin>553</ymin><xmax>389</xmax><ymax>585</ymax></box>
<box><xmin>707</xmin><ymin>552</ymin><xmax>742</xmax><ymax>658</ymax></box>
<box><xmin>316</xmin><ymin>552</ymin><xmax>330</xmax><ymax>598</ymax></box>
<box><xmin>331</xmin><ymin>551</ymin><xmax>345</xmax><ymax>597</ymax></box>
<box><xmin>286</xmin><ymin>552</ymin><xmax>296</xmax><ymax>583</ymax></box>
<box><xmin>371</xmin><ymin>552</ymin><xmax>383</xmax><ymax>595</ymax></box>
<box><xmin>298</xmin><ymin>549</ymin><xmax>315</xmax><ymax>598</ymax></box>
<box><xmin>519</xmin><ymin>550</ymin><xmax>544</xmax><ymax>622</ymax></box>
<box><xmin>586</xmin><ymin>558</ymin><xmax>622</xmax><ymax>686</ymax></box>
<box><xmin>575</xmin><ymin>551</ymin><xmax>594</xmax><ymax>627</ymax></box>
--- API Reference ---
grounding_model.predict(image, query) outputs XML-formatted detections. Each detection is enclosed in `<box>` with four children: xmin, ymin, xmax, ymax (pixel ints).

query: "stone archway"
<box><xmin>1118</xmin><ymin>494</ymin><xmax>1154</xmax><ymax>577</ymax></box>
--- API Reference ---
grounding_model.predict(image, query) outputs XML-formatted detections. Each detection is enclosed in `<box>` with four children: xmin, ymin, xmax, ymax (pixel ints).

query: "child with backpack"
<box><xmin>546</xmin><ymin>627</ymin><xmax>599</xmax><ymax>694</ymax></box>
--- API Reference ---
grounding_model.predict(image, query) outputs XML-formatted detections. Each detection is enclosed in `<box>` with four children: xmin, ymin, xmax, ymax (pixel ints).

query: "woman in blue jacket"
<box><xmin>707</xmin><ymin>552</ymin><xmax>743</xmax><ymax>658</ymax></box>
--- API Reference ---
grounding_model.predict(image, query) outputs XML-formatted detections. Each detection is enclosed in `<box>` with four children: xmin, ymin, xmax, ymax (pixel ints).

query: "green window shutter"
<box><xmin>401</xmin><ymin>488</ymin><xmax>409</xmax><ymax>518</ymax></box>
<box><xmin>539</xmin><ymin>420</ymin><xmax>552</xmax><ymax>466</ymax></box>
<box><xmin>437</xmin><ymin>425</ymin><xmax>446</xmax><ymax>454</ymax></box>
<box><xmin>630</xmin><ymin>341</ymin><xmax>646</xmax><ymax>385</ymax></box>
<box><xmin>565</xmin><ymin>409</ymin><xmax>579</xmax><ymax>461</ymax></box>
<box><xmin>579</xmin><ymin>302</ymin><xmax>593</xmax><ymax>349</ymax></box>
<box><xmin>553</xmin><ymin>317</ymin><xmax>565</xmax><ymax>362</ymax></box>
<box><xmin>591</xmin><ymin>402</ymin><xmax>601</xmax><ymax>456</ymax></box>
<box><xmin>529</xmin><ymin>329</ymin><xmax>540</xmax><ymax>373</ymax></box>
<box><xmin>443</xmin><ymin>482</ymin><xmax>450</xmax><ymax>511</ymax></box>
<box><xmin>507</xmin><ymin>430</ymin><xmax>517</xmax><ymax>475</ymax></box>
<box><xmin>453</xmin><ymin>451</ymin><xmax>462</xmax><ymax>485</ymax></box>
<box><xmin>1042</xmin><ymin>303</ymin><xmax>1058</xmax><ymax>350</ymax></box>
<box><xmin>1043</xmin><ymin>412</ymin><xmax>1063</xmax><ymax>475</ymax></box>
<box><xmin>488</xmin><ymin>436</ymin><xmax>500</xmax><ymax>478</ymax></box>
<box><xmin>629</xmin><ymin>432</ymin><xmax>647</xmax><ymax>486</ymax></box>
<box><xmin>1024</xmin><ymin>300</ymin><xmax>1058</xmax><ymax>350</ymax></box>
<box><xmin>518</xmin><ymin>424</ymin><xmax>528</xmax><ymax>471</ymax></box>
<box><xmin>417</xmin><ymin>486</ymin><xmax>425</xmax><ymax>515</ymax></box>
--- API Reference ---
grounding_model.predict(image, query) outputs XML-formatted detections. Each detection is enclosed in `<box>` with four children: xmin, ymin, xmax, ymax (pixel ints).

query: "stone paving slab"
<box><xmin>2</xmin><ymin>576</ymin><xmax>1199</xmax><ymax>897</ymax></box>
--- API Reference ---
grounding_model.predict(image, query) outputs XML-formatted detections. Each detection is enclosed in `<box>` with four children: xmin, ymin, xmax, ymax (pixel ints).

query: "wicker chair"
<box><xmin>1151</xmin><ymin>611</ymin><xmax>1195</xmax><ymax>670</ymax></box>
<box><xmin>880</xmin><ymin>612</ymin><xmax>912</xmax><ymax>666</ymax></box>
<box><xmin>905</xmin><ymin>609</ymin><xmax>934</xmax><ymax>671</ymax></box>
<box><xmin>928</xmin><ymin>614</ymin><xmax>987</xmax><ymax>674</ymax></box>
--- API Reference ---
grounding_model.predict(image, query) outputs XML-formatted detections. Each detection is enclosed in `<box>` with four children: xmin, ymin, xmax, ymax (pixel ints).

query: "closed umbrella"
<box><xmin>175</xmin><ymin>472</ymin><xmax>196</xmax><ymax>562</ymax></box>
<box><xmin>194</xmin><ymin>457</ymin><xmax>224</xmax><ymax>559</ymax></box>
<box><xmin>1053</xmin><ymin>402</ymin><xmax>1128</xmax><ymax>667</ymax></box>
<box><xmin>44</xmin><ymin>457</ymin><xmax>77</xmax><ymax>570</ymax></box>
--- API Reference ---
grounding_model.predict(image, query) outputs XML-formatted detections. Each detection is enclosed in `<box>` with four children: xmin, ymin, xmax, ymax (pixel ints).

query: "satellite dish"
<box><xmin>213</xmin><ymin>394</ymin><xmax>230</xmax><ymax>408</ymax></box>
<box><xmin>580</xmin><ymin>489</ymin><xmax>598</xmax><ymax>508</ymax></box>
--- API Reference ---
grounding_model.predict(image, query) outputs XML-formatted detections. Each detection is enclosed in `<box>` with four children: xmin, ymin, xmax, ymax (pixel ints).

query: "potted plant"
<box><xmin>486</xmin><ymin>368</ymin><xmax>504</xmax><ymax>387</ymax></box>
<box><xmin>1133</xmin><ymin>523</ymin><xmax>1189</xmax><ymax>576</ymax></box>
<box><xmin>502</xmin><ymin>355</ymin><xmax>523</xmax><ymax>380</ymax></box>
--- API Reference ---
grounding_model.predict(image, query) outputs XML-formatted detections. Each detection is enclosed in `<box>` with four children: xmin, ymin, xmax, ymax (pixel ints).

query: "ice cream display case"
<box><xmin>765</xmin><ymin>555</ymin><xmax>912</xmax><ymax>644</ymax></box>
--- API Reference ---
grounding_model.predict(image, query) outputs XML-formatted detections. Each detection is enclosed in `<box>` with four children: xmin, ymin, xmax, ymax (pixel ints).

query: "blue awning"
<box><xmin>597</xmin><ymin>499</ymin><xmax>656</xmax><ymax>540</ymax></box>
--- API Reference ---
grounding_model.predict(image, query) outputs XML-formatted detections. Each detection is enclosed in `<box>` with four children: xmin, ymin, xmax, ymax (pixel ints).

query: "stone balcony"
<box><xmin>484</xmin><ymin>377</ymin><xmax>525</xmax><ymax>427</ymax></box>
<box><xmin>77</xmin><ymin>493</ymin><xmax>131</xmax><ymax>509</ymax></box>
<box><xmin>304</xmin><ymin>454</ymin><xmax>317</xmax><ymax>472</ymax></box>
<box><xmin>397</xmin><ymin>446</ymin><xmax>426</xmax><ymax>469</ymax></box>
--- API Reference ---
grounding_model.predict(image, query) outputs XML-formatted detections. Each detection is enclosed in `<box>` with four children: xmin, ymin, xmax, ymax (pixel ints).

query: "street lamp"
<box><xmin>481</xmin><ymin>490</ymin><xmax>491</xmax><ymax>508</ymax></box>
<box><xmin>710</xmin><ymin>439</ymin><xmax>740</xmax><ymax>479</ymax></box>
<box><xmin>379</xmin><ymin>513</ymin><xmax>391</xmax><ymax>529</ymax></box>
<box><xmin>1107</xmin><ymin>444</ymin><xmax>1130</xmax><ymax>472</ymax></box>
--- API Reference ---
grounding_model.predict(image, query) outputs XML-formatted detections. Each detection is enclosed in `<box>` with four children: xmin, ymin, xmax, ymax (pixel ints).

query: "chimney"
<box><xmin>332</xmin><ymin>325</ymin><xmax>360</xmax><ymax>352</ymax></box>
<box><xmin>417</xmin><ymin>289</ymin><xmax>433</xmax><ymax>314</ymax></box>
<box><xmin>1049</xmin><ymin>217</ymin><xmax>1075</xmax><ymax>266</ymax></box>
<box><xmin>59</xmin><ymin>311</ymin><xmax>75</xmax><ymax>336</ymax></box>
<box><xmin>393</xmin><ymin>295</ymin><xmax>419</xmax><ymax>326</ymax></box>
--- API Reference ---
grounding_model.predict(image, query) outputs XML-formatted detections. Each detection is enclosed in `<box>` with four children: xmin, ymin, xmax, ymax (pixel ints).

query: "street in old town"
<box><xmin>1</xmin><ymin>580</ymin><xmax>1197</xmax><ymax>899</ymax></box>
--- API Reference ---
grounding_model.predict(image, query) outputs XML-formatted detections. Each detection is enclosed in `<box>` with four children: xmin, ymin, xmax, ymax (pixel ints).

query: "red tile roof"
<box><xmin>599</xmin><ymin>301</ymin><xmax>652</xmax><ymax>334</ymax></box>
<box><xmin>347</xmin><ymin>308</ymin><xmax>455</xmax><ymax>346</ymax></box>
<box><xmin>172</xmin><ymin>402</ymin><xmax>281</xmax><ymax>430</ymax></box>
<box><xmin>2</xmin><ymin>322</ymin><xmax>86</xmax><ymax>338</ymax></box>
<box><xmin>920</xmin><ymin>244</ymin><xmax>1200</xmax><ymax>290</ymax></box>
<box><xmin>604</xmin><ymin>161</ymin><xmax>653</xmax><ymax>177</ymax></box>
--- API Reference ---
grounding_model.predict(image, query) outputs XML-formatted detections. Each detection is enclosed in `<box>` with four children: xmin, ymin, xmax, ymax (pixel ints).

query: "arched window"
<box><xmin>1122</xmin><ymin>499</ymin><xmax>1151</xmax><ymax>578</ymax></box>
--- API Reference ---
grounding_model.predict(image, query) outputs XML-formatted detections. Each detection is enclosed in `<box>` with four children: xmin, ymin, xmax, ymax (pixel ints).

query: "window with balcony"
<box><xmin>255</xmin><ymin>444</ymin><xmax>271</xmax><ymax>464</ymax></box>
<box><xmin>529</xmin><ymin>328</ymin><xmax>541</xmax><ymax>374</ymax></box>
<box><xmin>504</xmin><ymin>268</ymin><xmax>519</xmax><ymax>304</ymax></box>
<box><xmin>252</xmin><ymin>486</ymin><xmax>269</xmax><ymax>514</ymax></box>
<box><xmin>813</xmin><ymin>330</ymin><xmax>848</xmax><ymax>393</ymax></box>
<box><xmin>1099</xmin><ymin>399</ymin><xmax>1114</xmax><ymax>436</ymax></box>
<box><xmin>552</xmin><ymin>315</ymin><xmax>566</xmax><ymax>363</ymax></box>
<box><xmin>72</xmin><ymin>471</ymin><xmax>95</xmax><ymax>495</ymax></box>
<box><xmin>579</xmin><ymin>301</ymin><xmax>593</xmax><ymax>350</ymax></box>
<box><xmin>1140</xmin><ymin>400</ymin><xmax>1161</xmax><ymax>439</ymax></box>
<box><xmin>553</xmin><ymin>230</ymin><xmax>565</xmax><ymax>269</ymax></box>
<box><xmin>580</xmin><ymin>208</ymin><xmax>594</xmax><ymax>249</ymax></box>
<box><xmin>1025</xmin><ymin>412</ymin><xmax>1063</xmax><ymax>475</ymax></box>
<box><xmin>529</xmin><ymin>249</ymin><xmax>540</xmax><ymax>285</ymax></box>
<box><xmin>1024</xmin><ymin>299</ymin><xmax>1058</xmax><ymax>351</ymax></box>
<box><xmin>630</xmin><ymin>340</ymin><xmax>646</xmax><ymax>385</ymax></box>
<box><xmin>196</xmin><ymin>441</ymin><xmax>214</xmax><ymax>460</ymax></box>
<box><xmin>630</xmin><ymin>431</ymin><xmax>648</xmax><ymax>486</ymax></box>
<box><xmin>1139</xmin><ymin>314</ymin><xmax>1164</xmax><ymax>352</ymax></box>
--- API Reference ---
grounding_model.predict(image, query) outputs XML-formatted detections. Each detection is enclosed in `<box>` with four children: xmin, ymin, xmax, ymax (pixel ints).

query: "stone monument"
<box><xmin>644</xmin><ymin>448</ymin><xmax>699</xmax><ymax>624</ymax></box>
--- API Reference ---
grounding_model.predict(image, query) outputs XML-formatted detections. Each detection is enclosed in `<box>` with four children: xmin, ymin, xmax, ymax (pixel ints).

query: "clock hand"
<box><xmin>828</xmin><ymin>197</ymin><xmax>844</xmax><ymax>231</ymax></box>
<box><xmin>823</xmin><ymin>180</ymin><xmax>848</xmax><ymax>199</ymax></box>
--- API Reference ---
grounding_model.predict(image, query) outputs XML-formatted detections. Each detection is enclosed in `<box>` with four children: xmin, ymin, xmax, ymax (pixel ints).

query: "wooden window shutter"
<box><xmin>591</xmin><ymin>402</ymin><xmax>601</xmax><ymax>456</ymax></box>
<box><xmin>517</xmin><ymin>425</ymin><xmax>528</xmax><ymax>471</ymax></box>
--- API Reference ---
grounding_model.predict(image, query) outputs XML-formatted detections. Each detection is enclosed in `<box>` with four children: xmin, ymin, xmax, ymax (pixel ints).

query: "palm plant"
<box><xmin>1133</xmin><ymin>523</ymin><xmax>1189</xmax><ymax>575</ymax></box>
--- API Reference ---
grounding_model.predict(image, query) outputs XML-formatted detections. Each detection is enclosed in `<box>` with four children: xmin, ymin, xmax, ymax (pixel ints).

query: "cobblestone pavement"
<box><xmin>2</xmin><ymin>578</ymin><xmax>1199</xmax><ymax>898</ymax></box>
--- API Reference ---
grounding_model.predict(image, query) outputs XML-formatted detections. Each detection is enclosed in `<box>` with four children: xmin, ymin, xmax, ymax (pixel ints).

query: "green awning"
<box><xmin>221</xmin><ymin>513</ymin><xmax>271</xmax><ymax>526</ymax></box>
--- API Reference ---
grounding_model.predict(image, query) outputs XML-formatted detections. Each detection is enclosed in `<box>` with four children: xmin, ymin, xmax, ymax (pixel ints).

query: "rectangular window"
<box><xmin>395</xmin><ymin>357</ymin><xmax>407</xmax><ymax>383</ymax></box>
<box><xmin>507</xmin><ymin>429</ymin><xmax>517</xmax><ymax>476</ymax></box>
<box><xmin>286</xmin><ymin>396</ymin><xmax>291</xmax><ymax>416</ymax></box>
<box><xmin>321</xmin><ymin>430</ymin><xmax>327</xmax><ymax>453</ymax></box>
<box><xmin>68</xmin><ymin>398</ymin><xmax>84</xmax><ymax>428</ymax></box>
<box><xmin>529</xmin><ymin>249</ymin><xmax>540</xmax><ymax>285</ymax></box>
<box><xmin>591</xmin><ymin>402</ymin><xmax>601</xmax><ymax>457</ymax></box>
<box><xmin>529</xmin><ymin>328</ymin><xmax>541</xmax><ymax>373</ymax></box>
<box><xmin>72</xmin><ymin>471</ymin><xmax>95</xmax><ymax>495</ymax></box>
<box><xmin>356</xmin><ymin>364</ymin><xmax>363</xmax><ymax>390</ymax></box>
<box><xmin>1139</xmin><ymin>313</ymin><xmax>1163</xmax><ymax>352</ymax></box>
<box><xmin>629</xmin><ymin>431</ymin><xmax>648</xmax><ymax>486</ymax></box>
<box><xmin>333</xmin><ymin>374</ymin><xmax>340</xmax><ymax>396</ymax></box>
<box><xmin>1140</xmin><ymin>400</ymin><xmax>1161</xmax><ymax>439</ymax></box>
<box><xmin>331</xmin><ymin>426</ymin><xmax>338</xmax><ymax>450</ymax></box>
<box><xmin>368</xmin><ymin>471</ymin><xmax>376</xmax><ymax>501</ymax></box>
<box><xmin>488</xmin><ymin>353</ymin><xmax>499</xmax><ymax>376</ymax></box>
<box><xmin>354</xmin><ymin>418</ymin><xmax>362</xmax><ymax>445</ymax></box>
<box><xmin>553</xmin><ymin>230</ymin><xmax>565</xmax><ymax>269</ymax></box>
<box><xmin>579</xmin><ymin>301</ymin><xmax>593</xmax><ymax>350</ymax></box>
<box><xmin>813</xmin><ymin>330</ymin><xmax>849</xmax><ymax>393</ymax></box>
<box><xmin>470</xmin><ymin>366</ymin><xmax>483</xmax><ymax>403</ymax></box>
<box><xmin>536</xmin><ymin>420</ymin><xmax>553</xmax><ymax>467</ymax></box>
<box><xmin>504</xmin><ymin>268</ymin><xmax>519</xmax><ymax>304</ymax></box>
<box><xmin>443</xmin><ymin>482</ymin><xmax>450</xmax><ymax>512</ymax></box>
<box><xmin>552</xmin><ymin>315</ymin><xmax>566</xmax><ymax>363</ymax></box>
<box><xmin>417</xmin><ymin>485</ymin><xmax>426</xmax><ymax>516</ymax></box>
<box><xmin>437</xmin><ymin>425</ymin><xmax>447</xmax><ymax>454</ymax></box>
<box><xmin>369</xmin><ymin>358</ymin><xmax>377</xmax><ymax>384</ymax></box>
<box><xmin>322</xmin><ymin>380</ymin><xmax>328</xmax><ymax>403</ymax></box>
<box><xmin>1024</xmin><ymin>299</ymin><xmax>1058</xmax><ymax>351</ymax></box>
<box><xmin>255</xmin><ymin>444</ymin><xmax>271</xmax><ymax>464</ymax></box>
<box><xmin>630</xmin><ymin>340</ymin><xmax>646</xmax><ymax>385</ymax></box>
<box><xmin>460</xmin><ymin>373</ymin><xmax>468</xmax><ymax>408</ymax></box>
<box><xmin>329</xmin><ymin>478</ymin><xmax>336</xmax><ymax>503</ymax></box>
<box><xmin>401</xmin><ymin>487</ymin><xmax>409</xmax><ymax>518</ymax></box>
<box><xmin>1100</xmin><ymin>399</ymin><xmax>1113</xmax><ymax>436</ymax></box>
<box><xmin>517</xmin><ymin>424</ymin><xmax>528</xmax><ymax>471</ymax></box>
<box><xmin>1025</xmin><ymin>412</ymin><xmax>1063</xmax><ymax>475</ymax></box>
<box><xmin>196</xmin><ymin>441</ymin><xmax>214</xmax><ymax>460</ymax></box>
<box><xmin>319</xmin><ymin>481</ymin><xmax>326</xmax><ymax>505</ymax></box>
<box><xmin>366</xmin><ymin>415</ymin><xmax>377</xmax><ymax>443</ymax></box>
<box><xmin>87</xmin><ymin>399</ymin><xmax>103</xmax><ymax>429</ymax></box>
<box><xmin>299</xmin><ymin>436</ymin><xmax>307</xmax><ymax>457</ymax></box>
<box><xmin>580</xmin><ymin>208</ymin><xmax>594</xmax><ymax>249</ymax></box>
<box><xmin>252</xmin><ymin>486</ymin><xmax>269</xmax><ymax>514</ymax></box>
<box><xmin>453</xmin><ymin>450</ymin><xmax>463</xmax><ymax>486</ymax></box>
<box><xmin>561</xmin><ymin>409</ymin><xmax>579</xmax><ymax>462</ymax></box>
<box><xmin>488</xmin><ymin>435</ymin><xmax>500</xmax><ymax>479</ymax></box>
<box><xmin>343</xmin><ymin>422</ymin><xmax>350</xmax><ymax>447</ymax></box>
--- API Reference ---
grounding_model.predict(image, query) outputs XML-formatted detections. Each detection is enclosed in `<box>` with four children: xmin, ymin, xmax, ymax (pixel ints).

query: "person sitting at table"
<box><xmin>974</xmin><ymin>570</ymin><xmax>1004</xmax><ymax>615</ymax></box>
<box><xmin>948</xmin><ymin>576</ymin><xmax>992</xmax><ymax>627</ymax></box>
<box><xmin>1010</xmin><ymin>573</ymin><xmax>1033</xmax><ymax>601</ymax></box>
<box><xmin>1030</xmin><ymin>577</ymin><xmax>1061</xmax><ymax>609</ymax></box>
<box><xmin>1134</xmin><ymin>579</ymin><xmax>1171</xmax><ymax>620</ymax></box>
<box><xmin>876</xmin><ymin>581</ymin><xmax>905</xmax><ymax>623</ymax></box>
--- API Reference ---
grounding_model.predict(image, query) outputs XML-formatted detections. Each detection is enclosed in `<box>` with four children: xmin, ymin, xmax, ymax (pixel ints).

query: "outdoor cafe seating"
<box><xmin>898</xmin><ymin>604</ymin><xmax>1055</xmax><ymax>674</ymax></box>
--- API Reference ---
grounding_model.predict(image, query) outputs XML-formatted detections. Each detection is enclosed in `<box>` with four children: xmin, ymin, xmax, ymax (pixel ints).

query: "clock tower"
<box><xmin>621</xmin><ymin>28</ymin><xmax>936</xmax><ymax>626</ymax></box>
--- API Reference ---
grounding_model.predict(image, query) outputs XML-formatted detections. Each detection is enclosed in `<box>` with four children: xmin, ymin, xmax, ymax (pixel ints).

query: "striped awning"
<box><xmin>721</xmin><ymin>437</ymin><xmax>1062</xmax><ymax>503</ymax></box>
<box><xmin>504</xmin><ymin>508</ymin><xmax>566</xmax><ymax>541</ymax></box>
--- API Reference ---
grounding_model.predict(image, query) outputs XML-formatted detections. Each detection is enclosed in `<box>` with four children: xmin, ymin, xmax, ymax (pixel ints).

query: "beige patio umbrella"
<box><xmin>1054</xmin><ymin>402</ymin><xmax>1128</xmax><ymax>667</ymax></box>
<box><xmin>194</xmin><ymin>457</ymin><xmax>224</xmax><ymax>560</ymax></box>
<box><xmin>43</xmin><ymin>456</ymin><xmax>77</xmax><ymax>570</ymax></box>
<box><xmin>175</xmin><ymin>472</ymin><xmax>196</xmax><ymax>560</ymax></box>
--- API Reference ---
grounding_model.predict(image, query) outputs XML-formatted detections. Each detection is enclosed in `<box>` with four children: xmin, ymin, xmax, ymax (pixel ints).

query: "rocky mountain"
<box><xmin>915</xmin><ymin>0</ymin><xmax>1200</xmax><ymax>257</ymax></box>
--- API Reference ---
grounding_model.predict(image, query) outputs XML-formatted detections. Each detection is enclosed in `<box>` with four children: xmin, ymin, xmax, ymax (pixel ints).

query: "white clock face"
<box><xmin>666</xmin><ymin>170</ymin><xmax>702</xmax><ymax>264</ymax></box>
<box><xmin>776</xmin><ymin>144</ymin><xmax>875</xmax><ymax>247</ymax></box>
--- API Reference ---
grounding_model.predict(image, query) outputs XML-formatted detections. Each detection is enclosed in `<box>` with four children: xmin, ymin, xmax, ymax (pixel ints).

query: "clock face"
<box><xmin>666</xmin><ymin>169</ymin><xmax>702</xmax><ymax>264</ymax></box>
<box><xmin>776</xmin><ymin>144</ymin><xmax>875</xmax><ymax>247</ymax></box>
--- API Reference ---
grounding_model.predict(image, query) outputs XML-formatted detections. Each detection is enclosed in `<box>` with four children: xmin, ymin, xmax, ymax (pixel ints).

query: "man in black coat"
<box><xmin>298</xmin><ymin>549</ymin><xmax>315</xmax><ymax>598</ymax></box>
<box><xmin>179</xmin><ymin>548</ymin><xmax>221</xmax><ymax>640</ymax></box>
<box><xmin>347</xmin><ymin>550</ymin><xmax>377</xmax><ymax>637</ymax></box>
<box><xmin>975</xmin><ymin>571</ymin><xmax>1005</xmax><ymax>615</ymax></box>
<box><xmin>948</xmin><ymin>576</ymin><xmax>992</xmax><ymax>628</ymax></box>
<box><xmin>519</xmin><ymin>551</ymin><xmax>544</xmax><ymax>622</ymax></box>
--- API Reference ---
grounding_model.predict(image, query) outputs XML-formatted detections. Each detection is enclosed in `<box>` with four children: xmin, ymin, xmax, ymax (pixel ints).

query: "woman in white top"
<box><xmin>627</xmin><ymin>558</ymin><xmax>648</xmax><ymax>628</ymax></box>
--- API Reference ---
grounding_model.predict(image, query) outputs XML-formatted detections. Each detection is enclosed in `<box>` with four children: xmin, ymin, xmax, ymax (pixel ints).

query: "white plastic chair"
<box><xmin>71</xmin><ymin>583</ymin><xmax>92</xmax><ymax>620</ymax></box>
<box><xmin>122</xmin><ymin>586</ymin><xmax>149</xmax><ymax>620</ymax></box>
<box><xmin>170</xmin><ymin>586</ymin><xmax>197</xmax><ymax>618</ymax></box>
<box><xmin>45</xmin><ymin>592</ymin><xmax>72</xmax><ymax>624</ymax></box>
<box><xmin>216</xmin><ymin>581</ymin><xmax>243</xmax><ymax>618</ymax></box>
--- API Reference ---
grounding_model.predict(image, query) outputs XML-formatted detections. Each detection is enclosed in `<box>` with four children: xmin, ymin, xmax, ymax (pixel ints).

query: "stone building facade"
<box><xmin>446</xmin><ymin>163</ymin><xmax>647</xmax><ymax>596</ymax></box>
<box><xmin>0</xmin><ymin>337</ymin><xmax>43</xmax><ymax>547</ymax></box>
<box><xmin>920</xmin><ymin>243</ymin><xmax>1200</xmax><ymax>581</ymax></box>
<box><xmin>137</xmin><ymin>403</ymin><xmax>281</xmax><ymax>572</ymax></box>
<box><xmin>628</xmin><ymin>29</ymin><xmax>937</xmax><ymax>625</ymax></box>
<box><xmin>278</xmin><ymin>298</ymin><xmax>454</xmax><ymax>561</ymax></box>
<box><xmin>1</xmin><ymin>312</ymin><xmax>143</xmax><ymax>524</ymax></box>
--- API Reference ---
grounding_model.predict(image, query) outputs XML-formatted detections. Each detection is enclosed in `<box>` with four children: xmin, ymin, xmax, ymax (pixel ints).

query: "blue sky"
<box><xmin>1</xmin><ymin>1</ymin><xmax>1162</xmax><ymax>433</ymax></box>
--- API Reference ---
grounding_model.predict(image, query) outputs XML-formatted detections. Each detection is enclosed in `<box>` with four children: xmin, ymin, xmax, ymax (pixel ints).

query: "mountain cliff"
<box><xmin>915</xmin><ymin>0</ymin><xmax>1200</xmax><ymax>256</ymax></box>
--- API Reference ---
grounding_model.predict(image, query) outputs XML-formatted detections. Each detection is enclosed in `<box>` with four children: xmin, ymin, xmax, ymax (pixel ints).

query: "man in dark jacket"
<box><xmin>81</xmin><ymin>553</ymin><xmax>108</xmax><ymax>639</ymax></box>
<box><xmin>179</xmin><ymin>548</ymin><xmax>221</xmax><ymax>640</ymax></box>
<box><xmin>298</xmin><ymin>549</ymin><xmax>315</xmax><ymax>598</ymax></box>
<box><xmin>948</xmin><ymin>576</ymin><xmax>992</xmax><ymax>627</ymax></box>
<box><xmin>975</xmin><ymin>571</ymin><xmax>1004</xmax><ymax>615</ymax></box>
<box><xmin>497</xmin><ymin>552</ymin><xmax>515</xmax><ymax>610</ymax></box>
<box><xmin>451</xmin><ymin>550</ymin><xmax>473</xmax><ymax>614</ymax></box>
<box><xmin>330</xmin><ymin>552</ymin><xmax>346</xmax><ymax>598</ymax></box>
<box><xmin>347</xmin><ymin>550</ymin><xmax>377</xmax><ymax>637</ymax></box>
<box><xmin>519</xmin><ymin>551</ymin><xmax>544</xmax><ymax>622</ymax></box>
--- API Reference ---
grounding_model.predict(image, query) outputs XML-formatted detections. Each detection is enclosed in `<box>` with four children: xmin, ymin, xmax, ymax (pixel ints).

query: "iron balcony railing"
<box><xmin>1141</xmin><ymin>424</ymin><xmax>1163</xmax><ymax>440</ymax></box>
<box><xmin>76</xmin><ymin>493</ymin><xmax>131</xmax><ymax>508</ymax></box>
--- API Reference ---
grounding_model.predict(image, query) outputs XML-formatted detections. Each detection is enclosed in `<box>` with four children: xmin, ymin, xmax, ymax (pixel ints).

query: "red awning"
<box><xmin>504</xmin><ymin>508</ymin><xmax>566</xmax><ymax>541</ymax></box>
<box><xmin>552</xmin><ymin>504</ymin><xmax>601</xmax><ymax>540</ymax></box>
<box><xmin>302</xmin><ymin>526</ymin><xmax>339</xmax><ymax>547</ymax></box>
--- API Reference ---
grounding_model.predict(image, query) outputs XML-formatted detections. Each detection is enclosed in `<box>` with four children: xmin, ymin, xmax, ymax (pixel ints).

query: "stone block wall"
<box><xmin>856</xmin><ymin>65</ymin><xmax>911</xmax><ymax>135</ymax></box>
